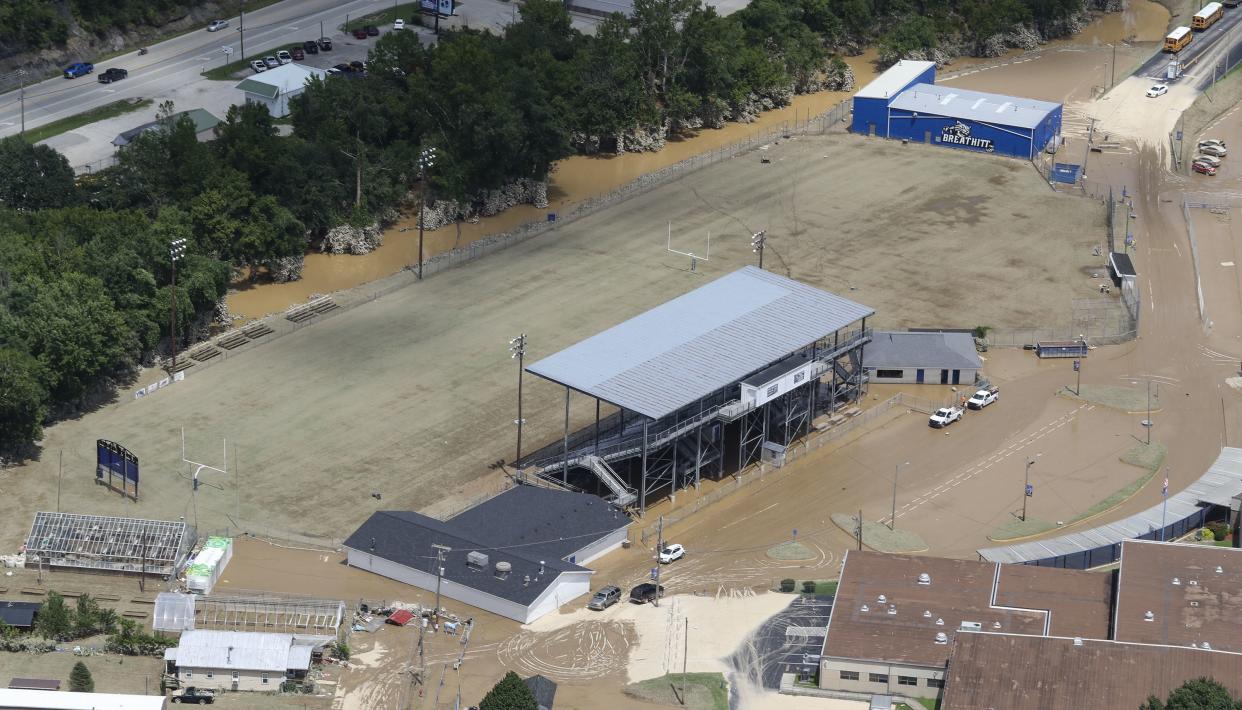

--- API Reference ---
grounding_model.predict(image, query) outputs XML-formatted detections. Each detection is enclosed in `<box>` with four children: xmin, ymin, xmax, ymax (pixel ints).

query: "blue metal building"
<box><xmin>852</xmin><ymin>62</ymin><xmax>1063</xmax><ymax>160</ymax></box>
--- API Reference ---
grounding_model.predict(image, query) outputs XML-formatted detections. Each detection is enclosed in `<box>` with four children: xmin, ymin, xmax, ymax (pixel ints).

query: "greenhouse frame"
<box><xmin>24</xmin><ymin>512</ymin><xmax>194</xmax><ymax>577</ymax></box>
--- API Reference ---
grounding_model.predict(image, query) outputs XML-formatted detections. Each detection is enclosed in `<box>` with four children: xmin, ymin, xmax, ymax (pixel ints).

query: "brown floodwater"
<box><xmin>227</xmin><ymin>1</ymin><xmax>1170</xmax><ymax>320</ymax></box>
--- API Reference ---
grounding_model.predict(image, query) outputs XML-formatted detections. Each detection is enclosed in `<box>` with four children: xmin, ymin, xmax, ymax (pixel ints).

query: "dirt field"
<box><xmin>0</xmin><ymin>132</ymin><xmax>1105</xmax><ymax>551</ymax></box>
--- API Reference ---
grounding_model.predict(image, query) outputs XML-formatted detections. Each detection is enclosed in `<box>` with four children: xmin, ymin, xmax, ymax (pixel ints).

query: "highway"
<box><xmin>0</xmin><ymin>0</ymin><xmax>397</xmax><ymax>139</ymax></box>
<box><xmin>1134</xmin><ymin>6</ymin><xmax>1242</xmax><ymax>88</ymax></box>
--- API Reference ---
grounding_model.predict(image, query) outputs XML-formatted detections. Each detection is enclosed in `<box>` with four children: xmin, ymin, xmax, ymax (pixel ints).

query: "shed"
<box><xmin>235</xmin><ymin>63</ymin><xmax>326</xmax><ymax>118</ymax></box>
<box><xmin>7</xmin><ymin>679</ymin><xmax>59</xmax><ymax>691</ymax></box>
<box><xmin>524</xmin><ymin>674</ymin><xmax>558</xmax><ymax>710</ymax></box>
<box><xmin>0</xmin><ymin>600</ymin><xmax>41</xmax><ymax>629</ymax></box>
<box><xmin>864</xmin><ymin>331</ymin><xmax>981</xmax><ymax>386</ymax></box>
<box><xmin>1109</xmin><ymin>252</ymin><xmax>1136</xmax><ymax>287</ymax></box>
<box><xmin>112</xmin><ymin>109</ymin><xmax>221</xmax><ymax>147</ymax></box>
<box><xmin>387</xmin><ymin>609</ymin><xmax>415</xmax><ymax>626</ymax></box>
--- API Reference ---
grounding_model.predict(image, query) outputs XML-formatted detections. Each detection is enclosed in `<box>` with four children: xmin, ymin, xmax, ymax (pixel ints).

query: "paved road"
<box><xmin>0</xmin><ymin>0</ymin><xmax>396</xmax><ymax>138</ymax></box>
<box><xmin>727</xmin><ymin>595</ymin><xmax>834</xmax><ymax>697</ymax></box>
<box><xmin>1134</xmin><ymin>8</ymin><xmax>1242</xmax><ymax>87</ymax></box>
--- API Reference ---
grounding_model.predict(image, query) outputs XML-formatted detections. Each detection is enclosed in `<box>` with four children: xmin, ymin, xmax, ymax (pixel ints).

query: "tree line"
<box><xmin>0</xmin><ymin>0</ymin><xmax>221</xmax><ymax>58</ymax></box>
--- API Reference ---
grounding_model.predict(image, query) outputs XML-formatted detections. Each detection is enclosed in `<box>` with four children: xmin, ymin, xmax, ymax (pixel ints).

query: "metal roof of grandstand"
<box><xmin>889</xmin><ymin>84</ymin><xmax>1061</xmax><ymax>130</ymax></box>
<box><xmin>978</xmin><ymin>447</ymin><xmax>1242</xmax><ymax>564</ymax></box>
<box><xmin>526</xmin><ymin>266</ymin><xmax>873</xmax><ymax>420</ymax></box>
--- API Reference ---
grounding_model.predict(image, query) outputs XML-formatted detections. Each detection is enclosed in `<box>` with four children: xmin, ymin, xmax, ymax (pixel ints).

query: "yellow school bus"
<box><xmin>1164</xmin><ymin>26</ymin><xmax>1193</xmax><ymax>52</ymax></box>
<box><xmin>1193</xmin><ymin>2</ymin><xmax>1224</xmax><ymax>30</ymax></box>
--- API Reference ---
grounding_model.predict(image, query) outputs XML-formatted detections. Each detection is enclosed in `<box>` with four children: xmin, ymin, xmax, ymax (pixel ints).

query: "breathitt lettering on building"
<box><xmin>940</xmin><ymin>122</ymin><xmax>994</xmax><ymax>152</ymax></box>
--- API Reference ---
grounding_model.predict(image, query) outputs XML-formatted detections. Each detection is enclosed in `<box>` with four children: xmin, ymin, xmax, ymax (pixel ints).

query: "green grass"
<box><xmin>815</xmin><ymin>580</ymin><xmax>838</xmax><ymax>596</ymax></box>
<box><xmin>831</xmin><ymin>513</ymin><xmax>927</xmax><ymax>552</ymax></box>
<box><xmin>1061</xmin><ymin>384</ymin><xmax>1159</xmax><ymax>413</ymax></box>
<box><xmin>767</xmin><ymin>541</ymin><xmax>815</xmax><ymax>560</ymax></box>
<box><xmin>916</xmin><ymin>698</ymin><xmax>940</xmax><ymax>710</ymax></box>
<box><xmin>343</xmin><ymin>3</ymin><xmax>423</xmax><ymax>31</ymax></box>
<box><xmin>202</xmin><ymin>43</ymin><xmax>306</xmax><ymax>81</ymax></box>
<box><xmin>1120</xmin><ymin>441</ymin><xmax>1167</xmax><ymax>473</ymax></box>
<box><xmin>989</xmin><ymin>516</ymin><xmax>1056</xmax><ymax>541</ymax></box>
<box><xmin>25</xmin><ymin>98</ymin><xmax>154</xmax><ymax>144</ymax></box>
<box><xmin>624</xmin><ymin>673</ymin><xmax>728</xmax><ymax>710</ymax></box>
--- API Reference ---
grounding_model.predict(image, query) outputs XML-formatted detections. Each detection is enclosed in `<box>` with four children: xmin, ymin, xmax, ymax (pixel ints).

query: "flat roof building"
<box><xmin>0</xmin><ymin>689</ymin><xmax>166</xmax><ymax>709</ymax></box>
<box><xmin>864</xmin><ymin>331</ymin><xmax>981</xmax><ymax>386</ymax></box>
<box><xmin>818</xmin><ymin>550</ymin><xmax>1111</xmax><ymax>702</ymax></box>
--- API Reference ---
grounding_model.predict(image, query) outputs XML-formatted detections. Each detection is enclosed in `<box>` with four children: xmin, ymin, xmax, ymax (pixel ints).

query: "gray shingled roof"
<box><xmin>524</xmin><ymin>675</ymin><xmax>557</xmax><ymax>710</ymax></box>
<box><xmin>864</xmin><ymin>331</ymin><xmax>981</xmax><ymax>371</ymax></box>
<box><xmin>889</xmin><ymin>83</ymin><xmax>1061</xmax><ymax>130</ymax></box>
<box><xmin>526</xmin><ymin>266</ymin><xmax>873</xmax><ymax>420</ymax></box>
<box><xmin>344</xmin><ymin>486</ymin><xmax>631</xmax><ymax>606</ymax></box>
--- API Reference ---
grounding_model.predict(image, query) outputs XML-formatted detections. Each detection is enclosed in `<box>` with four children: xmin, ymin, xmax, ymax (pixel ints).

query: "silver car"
<box><xmin>1200</xmin><ymin>144</ymin><xmax>1228</xmax><ymax>158</ymax></box>
<box><xmin>1193</xmin><ymin>155</ymin><xmax>1222</xmax><ymax>168</ymax></box>
<box><xmin>207</xmin><ymin>19</ymin><xmax>229</xmax><ymax>32</ymax></box>
<box><xmin>263</xmin><ymin>56</ymin><xmax>280</xmax><ymax>69</ymax></box>
<box><xmin>587</xmin><ymin>585</ymin><xmax>622</xmax><ymax>610</ymax></box>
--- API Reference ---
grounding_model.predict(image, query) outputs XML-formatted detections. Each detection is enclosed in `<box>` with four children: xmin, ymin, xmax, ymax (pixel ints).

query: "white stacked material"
<box><xmin>186</xmin><ymin>537</ymin><xmax>233</xmax><ymax>594</ymax></box>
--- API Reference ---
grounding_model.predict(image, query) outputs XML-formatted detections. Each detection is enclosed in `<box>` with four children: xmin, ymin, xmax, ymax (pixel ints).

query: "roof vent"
<box><xmin>523</xmin><ymin>575</ymin><xmax>530</xmax><ymax>587</ymax></box>
<box><xmin>1216</xmin><ymin>566</ymin><xmax>1224</xmax><ymax>574</ymax></box>
<box><xmin>877</xmin><ymin>594</ymin><xmax>887</xmax><ymax>604</ymax></box>
<box><xmin>539</xmin><ymin>560</ymin><xmax>545</xmax><ymax>575</ymax></box>
<box><xmin>923</xmin><ymin>610</ymin><xmax>932</xmax><ymax>618</ymax></box>
<box><xmin>887</xmin><ymin>606</ymin><xmax>897</xmax><ymax>615</ymax></box>
<box><xmin>1203</xmin><ymin>642</ymin><xmax>1213</xmax><ymax>650</ymax></box>
<box><xmin>495</xmin><ymin>561</ymin><xmax>511</xmax><ymax>580</ymax></box>
<box><xmin>1144</xmin><ymin>611</ymin><xmax>1155</xmax><ymax>622</ymax></box>
<box><xmin>1191</xmin><ymin>601</ymin><xmax>1200</xmax><ymax>608</ymax></box>
<box><xmin>960</xmin><ymin>621</ymin><xmax>982</xmax><ymax>632</ymax></box>
<box><xmin>934</xmin><ymin>632</ymin><xmax>948</xmax><ymax>645</ymax></box>
<box><xmin>861</xmin><ymin>604</ymin><xmax>870</xmax><ymax>613</ymax></box>
<box><xmin>936</xmin><ymin>618</ymin><xmax>944</xmax><ymax>626</ymax></box>
<box><xmin>918</xmin><ymin>573</ymin><xmax>931</xmax><ymax>585</ymax></box>
<box><xmin>1190</xmin><ymin>580</ymin><xmax>1199</xmax><ymax>586</ymax></box>
<box><xmin>1173</xmin><ymin>577</ymin><xmax>1181</xmax><ymax>585</ymax></box>
<box><xmin>1073</xmin><ymin>637</ymin><xmax>1083</xmax><ymax>647</ymax></box>
<box><xmin>992</xmin><ymin>621</ymin><xmax>1002</xmax><ymax>630</ymax></box>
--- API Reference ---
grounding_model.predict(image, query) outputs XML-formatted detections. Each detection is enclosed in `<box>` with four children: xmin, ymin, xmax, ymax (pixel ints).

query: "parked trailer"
<box><xmin>1036</xmin><ymin>340</ymin><xmax>1088</xmax><ymax>358</ymax></box>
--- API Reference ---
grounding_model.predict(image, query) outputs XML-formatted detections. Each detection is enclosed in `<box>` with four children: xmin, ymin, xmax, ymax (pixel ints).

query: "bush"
<box><xmin>802</xmin><ymin>581</ymin><xmax>816</xmax><ymax>594</ymax></box>
<box><xmin>780</xmin><ymin>579</ymin><xmax>796</xmax><ymax>593</ymax></box>
<box><xmin>480</xmin><ymin>671</ymin><xmax>537</xmax><ymax>710</ymax></box>
<box><xmin>69</xmin><ymin>661</ymin><xmax>94</xmax><ymax>692</ymax></box>
<box><xmin>1206</xmin><ymin>521</ymin><xmax>1229</xmax><ymax>541</ymax></box>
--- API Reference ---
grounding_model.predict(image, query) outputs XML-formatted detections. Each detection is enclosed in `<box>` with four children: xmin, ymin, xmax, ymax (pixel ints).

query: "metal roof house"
<box><xmin>852</xmin><ymin>62</ymin><xmax>1062</xmax><ymax>159</ymax></box>
<box><xmin>0</xmin><ymin>600</ymin><xmax>41</xmax><ymax>629</ymax></box>
<box><xmin>345</xmin><ymin>485</ymin><xmax>632</xmax><ymax>623</ymax></box>
<box><xmin>112</xmin><ymin>109</ymin><xmax>221</xmax><ymax>147</ymax></box>
<box><xmin>234</xmin><ymin>63</ymin><xmax>325</xmax><ymax>118</ymax></box>
<box><xmin>164</xmin><ymin>630</ymin><xmax>321</xmax><ymax>692</ymax></box>
<box><xmin>522</xmin><ymin>266</ymin><xmax>873</xmax><ymax>513</ymax></box>
<box><xmin>864</xmin><ymin>331</ymin><xmax>982</xmax><ymax>386</ymax></box>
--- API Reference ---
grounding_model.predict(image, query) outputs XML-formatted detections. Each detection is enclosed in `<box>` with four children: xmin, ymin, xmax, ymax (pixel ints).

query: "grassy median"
<box><xmin>25</xmin><ymin>97</ymin><xmax>154</xmax><ymax>144</ymax></box>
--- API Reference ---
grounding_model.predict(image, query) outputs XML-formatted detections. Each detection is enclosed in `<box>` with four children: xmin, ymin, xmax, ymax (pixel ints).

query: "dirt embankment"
<box><xmin>1151</xmin><ymin>0</ymin><xmax>1195</xmax><ymax>28</ymax></box>
<box><xmin>0</xmin><ymin>1</ymin><xmax>228</xmax><ymax>81</ymax></box>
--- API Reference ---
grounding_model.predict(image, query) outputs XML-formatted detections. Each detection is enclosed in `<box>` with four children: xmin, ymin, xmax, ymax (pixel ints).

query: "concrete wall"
<box><xmin>345</xmin><ymin>548</ymin><xmax>592</xmax><ymax>623</ymax></box>
<box><xmin>570</xmin><ymin>526</ymin><xmax>629</xmax><ymax>566</ymax></box>
<box><xmin>867</xmin><ymin>367</ymin><xmax>977</xmax><ymax>386</ymax></box>
<box><xmin>818</xmin><ymin>656</ymin><xmax>945</xmax><ymax>700</ymax></box>
<box><xmin>178</xmin><ymin>666</ymin><xmax>286</xmax><ymax>691</ymax></box>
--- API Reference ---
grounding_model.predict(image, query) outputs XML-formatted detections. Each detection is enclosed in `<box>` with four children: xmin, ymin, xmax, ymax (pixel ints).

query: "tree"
<box><xmin>69</xmin><ymin>661</ymin><xmax>94</xmax><ymax>692</ymax></box>
<box><xmin>35</xmin><ymin>592</ymin><xmax>72</xmax><ymax>641</ymax></box>
<box><xmin>0</xmin><ymin>348</ymin><xmax>47</xmax><ymax>450</ymax></box>
<box><xmin>1140</xmin><ymin>678</ymin><xmax>1242</xmax><ymax>710</ymax></box>
<box><xmin>479</xmin><ymin>671</ymin><xmax>537</xmax><ymax>710</ymax></box>
<box><xmin>0</xmin><ymin>137</ymin><xmax>76</xmax><ymax>211</ymax></box>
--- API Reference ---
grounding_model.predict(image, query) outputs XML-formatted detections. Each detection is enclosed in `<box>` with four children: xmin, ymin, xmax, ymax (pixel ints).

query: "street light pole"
<box><xmin>1022</xmin><ymin>456</ymin><xmax>1038</xmax><ymax>522</ymax></box>
<box><xmin>431</xmin><ymin>544</ymin><xmax>451</xmax><ymax>621</ymax></box>
<box><xmin>891</xmin><ymin>461</ymin><xmax>908</xmax><ymax>530</ymax></box>
<box><xmin>239</xmin><ymin>0</ymin><xmax>245</xmax><ymax>60</ymax></box>
<box><xmin>751</xmin><ymin>231</ymin><xmax>767</xmax><ymax>269</ymax></box>
<box><xmin>169</xmin><ymin>238</ymin><xmax>187</xmax><ymax>374</ymax></box>
<box><xmin>417</xmin><ymin>147</ymin><xmax>437</xmax><ymax>280</ymax></box>
<box><xmin>509</xmin><ymin>334</ymin><xmax>527</xmax><ymax>468</ymax></box>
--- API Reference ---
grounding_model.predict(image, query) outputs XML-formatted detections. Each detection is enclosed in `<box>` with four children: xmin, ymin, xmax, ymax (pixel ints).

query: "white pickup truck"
<box><xmin>928</xmin><ymin>406</ymin><xmax>964</xmax><ymax>428</ymax></box>
<box><xmin>966</xmin><ymin>386</ymin><xmax>999</xmax><ymax>410</ymax></box>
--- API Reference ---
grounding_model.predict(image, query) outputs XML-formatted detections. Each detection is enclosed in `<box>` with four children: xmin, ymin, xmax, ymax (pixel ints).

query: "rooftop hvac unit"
<box><xmin>959</xmin><ymin>621</ymin><xmax>982</xmax><ymax>631</ymax></box>
<box><xmin>917</xmin><ymin>573</ymin><xmax>931</xmax><ymax>585</ymax></box>
<box><xmin>467</xmin><ymin>551</ymin><xmax>489</xmax><ymax>568</ymax></box>
<box><xmin>934</xmin><ymin>632</ymin><xmax>948</xmax><ymax>645</ymax></box>
<box><xmin>1073</xmin><ymin>637</ymin><xmax>1083</xmax><ymax>647</ymax></box>
<box><xmin>495</xmin><ymin>561</ymin><xmax>511</xmax><ymax>579</ymax></box>
<box><xmin>1144</xmin><ymin>611</ymin><xmax>1155</xmax><ymax>621</ymax></box>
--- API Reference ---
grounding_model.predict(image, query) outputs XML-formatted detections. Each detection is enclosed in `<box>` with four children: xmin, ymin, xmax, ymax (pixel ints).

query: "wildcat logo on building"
<box><xmin>940</xmin><ymin>121</ymin><xmax>994</xmax><ymax>152</ymax></box>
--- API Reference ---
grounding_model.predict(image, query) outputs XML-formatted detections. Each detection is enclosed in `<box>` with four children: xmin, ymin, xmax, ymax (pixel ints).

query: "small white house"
<box><xmin>234</xmin><ymin>63</ymin><xmax>325</xmax><ymax>118</ymax></box>
<box><xmin>865</xmin><ymin>331</ymin><xmax>982</xmax><ymax>386</ymax></box>
<box><xmin>164</xmin><ymin>630</ymin><xmax>319</xmax><ymax>692</ymax></box>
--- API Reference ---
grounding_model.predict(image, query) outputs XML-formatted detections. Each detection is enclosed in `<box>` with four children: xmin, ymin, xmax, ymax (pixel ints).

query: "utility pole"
<box><xmin>431</xmin><ymin>544</ymin><xmax>451</xmax><ymax>620</ymax></box>
<box><xmin>751</xmin><ymin>231</ymin><xmax>767</xmax><ymax>269</ymax></box>
<box><xmin>681</xmin><ymin>617</ymin><xmax>688</xmax><ymax>705</ymax></box>
<box><xmin>856</xmin><ymin>509</ymin><xmax>863</xmax><ymax>550</ymax></box>
<box><xmin>509</xmin><ymin>334</ymin><xmax>527</xmax><ymax>468</ymax></box>
<box><xmin>1146</xmin><ymin>380</ymin><xmax>1153</xmax><ymax>445</ymax></box>
<box><xmin>57</xmin><ymin>450</ymin><xmax>63</xmax><ymax>513</ymax></box>
<box><xmin>417</xmin><ymin>147</ymin><xmax>437</xmax><ymax>280</ymax></box>
<box><xmin>891</xmin><ymin>462</ymin><xmax>908</xmax><ymax>530</ymax></box>
<box><xmin>1073</xmin><ymin>358</ymin><xmax>1081</xmax><ymax>396</ymax></box>
<box><xmin>140</xmin><ymin>536</ymin><xmax>148</xmax><ymax>592</ymax></box>
<box><xmin>169</xmin><ymin>238</ymin><xmax>187</xmax><ymax>374</ymax></box>
<box><xmin>239</xmin><ymin>0</ymin><xmax>245</xmax><ymax>60</ymax></box>
<box><xmin>1110</xmin><ymin>43</ymin><xmax>1116</xmax><ymax>89</ymax></box>
<box><xmin>654</xmin><ymin>516</ymin><xmax>663</xmax><ymax>608</ymax></box>
<box><xmin>18</xmin><ymin>70</ymin><xmax>26</xmax><ymax>136</ymax></box>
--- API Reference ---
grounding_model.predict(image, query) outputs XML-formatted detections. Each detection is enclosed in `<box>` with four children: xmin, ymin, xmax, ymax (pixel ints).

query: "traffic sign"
<box><xmin>1073</xmin><ymin>359</ymin><xmax>1080</xmax><ymax>372</ymax></box>
<box><xmin>650</xmin><ymin>567</ymin><xmax>658</xmax><ymax>580</ymax></box>
<box><xmin>1025</xmin><ymin>484</ymin><xmax>1034</xmax><ymax>497</ymax></box>
<box><xmin>222</xmin><ymin>46</ymin><xmax>233</xmax><ymax>55</ymax></box>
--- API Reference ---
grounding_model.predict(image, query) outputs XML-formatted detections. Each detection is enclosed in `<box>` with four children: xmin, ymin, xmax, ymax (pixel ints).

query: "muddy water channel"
<box><xmin>227</xmin><ymin>1</ymin><xmax>1170</xmax><ymax>320</ymax></box>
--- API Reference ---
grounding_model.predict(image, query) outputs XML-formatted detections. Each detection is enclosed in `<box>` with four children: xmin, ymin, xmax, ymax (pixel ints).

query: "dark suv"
<box><xmin>302</xmin><ymin>40</ymin><xmax>319</xmax><ymax>55</ymax></box>
<box><xmin>588</xmin><ymin>585</ymin><xmax>622</xmax><ymax>610</ymax></box>
<box><xmin>629</xmin><ymin>583</ymin><xmax>664</xmax><ymax>604</ymax></box>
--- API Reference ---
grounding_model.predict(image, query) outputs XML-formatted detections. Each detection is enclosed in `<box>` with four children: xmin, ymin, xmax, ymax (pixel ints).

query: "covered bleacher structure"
<box><xmin>978</xmin><ymin>447</ymin><xmax>1242</xmax><ymax>569</ymax></box>
<box><xmin>521</xmin><ymin>266</ymin><xmax>874</xmax><ymax>514</ymax></box>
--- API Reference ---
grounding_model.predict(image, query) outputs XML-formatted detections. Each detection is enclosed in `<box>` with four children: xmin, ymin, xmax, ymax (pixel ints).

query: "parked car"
<box><xmin>1199</xmin><ymin>138</ymin><xmax>1227</xmax><ymax>149</ymax></box>
<box><xmin>97</xmin><ymin>67</ymin><xmax>128</xmax><ymax>84</ymax></box>
<box><xmin>928</xmin><ymin>406</ymin><xmax>964</xmax><ymax>428</ymax></box>
<box><xmin>966</xmin><ymin>386</ymin><xmax>999</xmax><ymax>410</ymax></box>
<box><xmin>290</xmin><ymin>47</ymin><xmax>305</xmax><ymax>60</ymax></box>
<box><xmin>629</xmin><ymin>583</ymin><xmax>665</xmax><ymax>604</ymax></box>
<box><xmin>353</xmin><ymin>27</ymin><xmax>369</xmax><ymax>39</ymax></box>
<box><xmin>394</xmin><ymin>18</ymin><xmax>406</xmax><ymax>30</ymax></box>
<box><xmin>276</xmin><ymin>50</ymin><xmax>292</xmax><ymax>64</ymax></box>
<box><xmin>263</xmin><ymin>56</ymin><xmax>280</xmax><ymax>69</ymax></box>
<box><xmin>1200</xmin><ymin>144</ymin><xmax>1228</xmax><ymax>158</ymax></box>
<box><xmin>587</xmin><ymin>585</ymin><xmax>622</xmax><ymax>610</ymax></box>
<box><xmin>1192</xmin><ymin>161</ymin><xmax>1218</xmax><ymax>176</ymax></box>
<box><xmin>302</xmin><ymin>40</ymin><xmax>319</xmax><ymax>54</ymax></box>
<box><xmin>349</xmin><ymin>60</ymin><xmax>366</xmax><ymax>72</ymax></box>
<box><xmin>250</xmin><ymin>59</ymin><xmax>267</xmax><ymax>73</ymax></box>
<box><xmin>333</xmin><ymin>63</ymin><xmax>352</xmax><ymax>73</ymax></box>
<box><xmin>317</xmin><ymin>37</ymin><xmax>333</xmax><ymax>51</ymax></box>
<box><xmin>207</xmin><ymin>19</ymin><xmax>229</xmax><ymax>32</ymax></box>
<box><xmin>63</xmin><ymin>62</ymin><xmax>93</xmax><ymax>79</ymax></box>
<box><xmin>1145</xmin><ymin>84</ymin><xmax>1168</xmax><ymax>98</ymax></box>
<box><xmin>366</xmin><ymin>25</ymin><xmax>380</xmax><ymax>36</ymax></box>
<box><xmin>1193</xmin><ymin>155</ymin><xmax>1222</xmax><ymax>168</ymax></box>
<box><xmin>658</xmin><ymin>543</ymin><xmax>685</xmax><ymax>564</ymax></box>
<box><xmin>170</xmin><ymin>686</ymin><xmax>215</xmax><ymax>704</ymax></box>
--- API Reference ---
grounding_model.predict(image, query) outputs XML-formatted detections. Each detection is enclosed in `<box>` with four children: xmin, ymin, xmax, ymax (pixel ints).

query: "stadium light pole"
<box><xmin>751</xmin><ymin>231</ymin><xmax>767</xmax><ymax>269</ymax></box>
<box><xmin>417</xmin><ymin>147</ymin><xmax>437</xmax><ymax>281</ymax></box>
<box><xmin>169</xmin><ymin>238</ymin><xmax>187</xmax><ymax>374</ymax></box>
<box><xmin>509</xmin><ymin>334</ymin><xmax>527</xmax><ymax>469</ymax></box>
<box><xmin>891</xmin><ymin>461</ymin><xmax>909</xmax><ymax>530</ymax></box>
